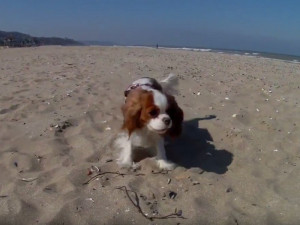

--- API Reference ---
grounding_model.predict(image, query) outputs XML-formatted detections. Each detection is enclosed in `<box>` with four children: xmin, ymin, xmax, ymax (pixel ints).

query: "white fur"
<box><xmin>117</xmin><ymin>74</ymin><xmax>179</xmax><ymax>170</ymax></box>
<box><xmin>132</xmin><ymin>77</ymin><xmax>153</xmax><ymax>86</ymax></box>
<box><xmin>147</xmin><ymin>113</ymin><xmax>172</xmax><ymax>133</ymax></box>
<box><xmin>160</xmin><ymin>73</ymin><xmax>178</xmax><ymax>95</ymax></box>
<box><xmin>151</xmin><ymin>89</ymin><xmax>167</xmax><ymax>113</ymax></box>
<box><xmin>116</xmin><ymin>128</ymin><xmax>175</xmax><ymax>170</ymax></box>
<box><xmin>146</xmin><ymin>89</ymin><xmax>172</xmax><ymax>133</ymax></box>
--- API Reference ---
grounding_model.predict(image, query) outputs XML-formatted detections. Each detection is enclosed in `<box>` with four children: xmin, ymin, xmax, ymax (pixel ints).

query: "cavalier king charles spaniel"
<box><xmin>115</xmin><ymin>74</ymin><xmax>183</xmax><ymax>170</ymax></box>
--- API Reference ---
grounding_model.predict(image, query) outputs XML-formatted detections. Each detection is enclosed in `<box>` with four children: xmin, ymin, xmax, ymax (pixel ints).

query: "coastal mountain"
<box><xmin>0</xmin><ymin>30</ymin><xmax>82</xmax><ymax>47</ymax></box>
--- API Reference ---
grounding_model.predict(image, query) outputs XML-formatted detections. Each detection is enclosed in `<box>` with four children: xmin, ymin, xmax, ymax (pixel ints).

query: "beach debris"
<box><xmin>167</xmin><ymin>178</ymin><xmax>171</xmax><ymax>184</ymax></box>
<box><xmin>88</xmin><ymin>165</ymin><xmax>100</xmax><ymax>175</ymax></box>
<box><xmin>105</xmin><ymin>127</ymin><xmax>111</xmax><ymax>131</ymax></box>
<box><xmin>83</xmin><ymin>171</ymin><xmax>145</xmax><ymax>185</ymax></box>
<box><xmin>151</xmin><ymin>193</ymin><xmax>156</xmax><ymax>200</ymax></box>
<box><xmin>105</xmin><ymin>159</ymin><xmax>113</xmax><ymax>163</ymax></box>
<box><xmin>152</xmin><ymin>209</ymin><xmax>159</xmax><ymax>215</ymax></box>
<box><xmin>34</xmin><ymin>155</ymin><xmax>43</xmax><ymax>163</ymax></box>
<box><xmin>85</xmin><ymin>198</ymin><xmax>94</xmax><ymax>202</ymax></box>
<box><xmin>256</xmin><ymin>108</ymin><xmax>260</xmax><ymax>112</ymax></box>
<box><xmin>83</xmin><ymin>171</ymin><xmax>126</xmax><ymax>184</ymax></box>
<box><xmin>139</xmin><ymin>194</ymin><xmax>147</xmax><ymax>201</ymax></box>
<box><xmin>273</xmin><ymin>149</ymin><xmax>279</xmax><ymax>152</ymax></box>
<box><xmin>226</xmin><ymin>187</ymin><xmax>233</xmax><ymax>193</ymax></box>
<box><xmin>261</xmin><ymin>88</ymin><xmax>272</xmax><ymax>96</ymax></box>
<box><xmin>20</xmin><ymin>177</ymin><xmax>38</xmax><ymax>182</ymax></box>
<box><xmin>66</xmin><ymin>90</ymin><xmax>73</xmax><ymax>97</ymax></box>
<box><xmin>234</xmin><ymin>218</ymin><xmax>239</xmax><ymax>225</ymax></box>
<box><xmin>225</xmin><ymin>97</ymin><xmax>230</xmax><ymax>100</ymax></box>
<box><xmin>168</xmin><ymin>191</ymin><xmax>177</xmax><ymax>199</ymax></box>
<box><xmin>44</xmin><ymin>186</ymin><xmax>53</xmax><ymax>192</ymax></box>
<box><xmin>151</xmin><ymin>170</ymin><xmax>169</xmax><ymax>175</ymax></box>
<box><xmin>175</xmin><ymin>208</ymin><xmax>183</xmax><ymax>216</ymax></box>
<box><xmin>197</xmin><ymin>92</ymin><xmax>201</xmax><ymax>96</ymax></box>
<box><xmin>54</xmin><ymin>120</ymin><xmax>73</xmax><ymax>134</ymax></box>
<box><xmin>232</xmin><ymin>114</ymin><xmax>237</xmax><ymax>118</ymax></box>
<box><xmin>192</xmin><ymin>181</ymin><xmax>200</xmax><ymax>185</ymax></box>
<box><xmin>116</xmin><ymin>186</ymin><xmax>186</xmax><ymax>221</ymax></box>
<box><xmin>14</xmin><ymin>162</ymin><xmax>18</xmax><ymax>167</ymax></box>
<box><xmin>91</xmin><ymin>165</ymin><xmax>100</xmax><ymax>172</ymax></box>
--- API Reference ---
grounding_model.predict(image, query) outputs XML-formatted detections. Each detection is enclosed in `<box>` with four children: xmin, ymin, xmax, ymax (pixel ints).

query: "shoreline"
<box><xmin>114</xmin><ymin>44</ymin><xmax>300</xmax><ymax>63</ymax></box>
<box><xmin>2</xmin><ymin>44</ymin><xmax>300</xmax><ymax>63</ymax></box>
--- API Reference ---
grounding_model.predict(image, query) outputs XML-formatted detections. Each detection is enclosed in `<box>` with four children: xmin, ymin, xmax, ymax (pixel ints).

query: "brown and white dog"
<box><xmin>116</xmin><ymin>74</ymin><xmax>183</xmax><ymax>170</ymax></box>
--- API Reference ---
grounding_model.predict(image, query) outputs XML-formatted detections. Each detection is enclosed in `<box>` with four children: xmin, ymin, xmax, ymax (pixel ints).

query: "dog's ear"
<box><xmin>122</xmin><ymin>91</ymin><xmax>143</xmax><ymax>136</ymax></box>
<box><xmin>166</xmin><ymin>95</ymin><xmax>184</xmax><ymax>138</ymax></box>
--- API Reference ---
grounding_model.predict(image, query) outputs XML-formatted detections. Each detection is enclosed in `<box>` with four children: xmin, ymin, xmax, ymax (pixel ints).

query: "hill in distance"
<box><xmin>0</xmin><ymin>30</ymin><xmax>83</xmax><ymax>47</ymax></box>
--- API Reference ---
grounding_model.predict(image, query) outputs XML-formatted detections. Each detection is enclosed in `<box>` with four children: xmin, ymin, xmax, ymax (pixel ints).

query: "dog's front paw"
<box><xmin>157</xmin><ymin>159</ymin><xmax>176</xmax><ymax>170</ymax></box>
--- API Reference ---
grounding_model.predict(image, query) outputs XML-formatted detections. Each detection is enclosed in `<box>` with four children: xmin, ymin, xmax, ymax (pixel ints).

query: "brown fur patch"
<box><xmin>122</xmin><ymin>89</ymin><xmax>158</xmax><ymax>135</ymax></box>
<box><xmin>122</xmin><ymin>88</ymin><xmax>183</xmax><ymax>138</ymax></box>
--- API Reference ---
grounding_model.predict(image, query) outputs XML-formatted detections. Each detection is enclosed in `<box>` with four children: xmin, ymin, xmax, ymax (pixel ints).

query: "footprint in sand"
<box><xmin>0</xmin><ymin>104</ymin><xmax>19</xmax><ymax>114</ymax></box>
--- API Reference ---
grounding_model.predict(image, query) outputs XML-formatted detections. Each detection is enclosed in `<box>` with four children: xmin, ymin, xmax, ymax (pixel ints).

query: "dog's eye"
<box><xmin>149</xmin><ymin>109</ymin><xmax>159</xmax><ymax>118</ymax></box>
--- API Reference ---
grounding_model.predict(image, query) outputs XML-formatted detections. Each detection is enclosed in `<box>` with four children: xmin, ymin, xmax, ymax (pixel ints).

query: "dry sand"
<box><xmin>0</xmin><ymin>46</ymin><xmax>299</xmax><ymax>225</ymax></box>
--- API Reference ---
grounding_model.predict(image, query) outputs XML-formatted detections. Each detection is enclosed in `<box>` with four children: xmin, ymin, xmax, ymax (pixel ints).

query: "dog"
<box><xmin>116</xmin><ymin>74</ymin><xmax>183</xmax><ymax>170</ymax></box>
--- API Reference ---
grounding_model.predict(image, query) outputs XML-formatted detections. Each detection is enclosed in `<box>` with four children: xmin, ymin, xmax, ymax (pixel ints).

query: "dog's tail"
<box><xmin>160</xmin><ymin>73</ymin><xmax>179</xmax><ymax>95</ymax></box>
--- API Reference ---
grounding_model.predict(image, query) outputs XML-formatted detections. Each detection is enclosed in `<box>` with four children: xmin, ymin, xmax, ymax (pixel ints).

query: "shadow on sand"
<box><xmin>166</xmin><ymin>115</ymin><xmax>233</xmax><ymax>174</ymax></box>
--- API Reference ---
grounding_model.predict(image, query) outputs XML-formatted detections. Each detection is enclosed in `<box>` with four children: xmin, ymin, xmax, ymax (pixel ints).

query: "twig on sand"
<box><xmin>151</xmin><ymin>170</ymin><xmax>170</xmax><ymax>175</ymax></box>
<box><xmin>116</xmin><ymin>186</ymin><xmax>186</xmax><ymax>221</ymax></box>
<box><xmin>83</xmin><ymin>171</ymin><xmax>145</xmax><ymax>185</ymax></box>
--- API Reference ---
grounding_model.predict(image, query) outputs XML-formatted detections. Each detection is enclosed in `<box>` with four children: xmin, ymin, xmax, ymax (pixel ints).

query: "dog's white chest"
<box><xmin>130</xmin><ymin>128</ymin><xmax>161</xmax><ymax>148</ymax></box>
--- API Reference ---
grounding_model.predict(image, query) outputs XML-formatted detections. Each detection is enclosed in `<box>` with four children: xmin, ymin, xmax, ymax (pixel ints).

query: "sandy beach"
<box><xmin>0</xmin><ymin>46</ymin><xmax>299</xmax><ymax>225</ymax></box>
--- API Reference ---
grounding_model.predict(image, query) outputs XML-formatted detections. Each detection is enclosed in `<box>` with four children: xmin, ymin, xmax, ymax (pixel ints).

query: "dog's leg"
<box><xmin>116</xmin><ymin>135</ymin><xmax>133</xmax><ymax>167</ymax></box>
<box><xmin>156</xmin><ymin>137</ymin><xmax>175</xmax><ymax>170</ymax></box>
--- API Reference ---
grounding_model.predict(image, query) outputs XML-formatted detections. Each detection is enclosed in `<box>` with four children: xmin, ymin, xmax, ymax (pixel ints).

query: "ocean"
<box><xmin>122</xmin><ymin>45</ymin><xmax>300</xmax><ymax>64</ymax></box>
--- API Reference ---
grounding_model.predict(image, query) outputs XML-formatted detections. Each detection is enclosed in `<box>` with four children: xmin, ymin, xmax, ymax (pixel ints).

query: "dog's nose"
<box><xmin>163</xmin><ymin>117</ymin><xmax>171</xmax><ymax>126</ymax></box>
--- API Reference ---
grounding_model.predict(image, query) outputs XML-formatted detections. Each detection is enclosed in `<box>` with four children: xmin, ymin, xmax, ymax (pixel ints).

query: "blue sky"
<box><xmin>1</xmin><ymin>0</ymin><xmax>300</xmax><ymax>55</ymax></box>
